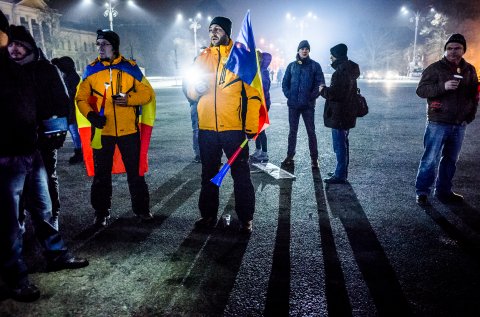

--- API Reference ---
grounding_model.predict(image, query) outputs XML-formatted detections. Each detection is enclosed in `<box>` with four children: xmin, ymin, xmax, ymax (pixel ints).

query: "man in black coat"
<box><xmin>319</xmin><ymin>43</ymin><xmax>360</xmax><ymax>184</ymax></box>
<box><xmin>0</xmin><ymin>21</ymin><xmax>88</xmax><ymax>303</ymax></box>
<box><xmin>282</xmin><ymin>40</ymin><xmax>325</xmax><ymax>168</ymax></box>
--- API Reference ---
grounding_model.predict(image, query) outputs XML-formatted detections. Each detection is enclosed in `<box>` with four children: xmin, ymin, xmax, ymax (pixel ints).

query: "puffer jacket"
<box><xmin>76</xmin><ymin>55</ymin><xmax>153</xmax><ymax>137</ymax></box>
<box><xmin>320</xmin><ymin>58</ymin><xmax>360</xmax><ymax>129</ymax></box>
<box><xmin>282</xmin><ymin>54</ymin><xmax>325</xmax><ymax>109</ymax></box>
<box><xmin>416</xmin><ymin>57</ymin><xmax>478</xmax><ymax>125</ymax></box>
<box><xmin>186</xmin><ymin>40</ymin><xmax>261</xmax><ymax>134</ymax></box>
<box><xmin>260</xmin><ymin>52</ymin><xmax>272</xmax><ymax>110</ymax></box>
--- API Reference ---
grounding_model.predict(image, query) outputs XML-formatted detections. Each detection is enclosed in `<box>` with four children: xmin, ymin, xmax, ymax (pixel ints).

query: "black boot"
<box><xmin>69</xmin><ymin>149</ymin><xmax>83</xmax><ymax>164</ymax></box>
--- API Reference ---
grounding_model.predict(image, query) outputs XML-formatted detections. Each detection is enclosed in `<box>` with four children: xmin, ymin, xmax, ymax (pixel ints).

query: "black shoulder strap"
<box><xmin>241</xmin><ymin>82</ymin><xmax>247</xmax><ymax>131</ymax></box>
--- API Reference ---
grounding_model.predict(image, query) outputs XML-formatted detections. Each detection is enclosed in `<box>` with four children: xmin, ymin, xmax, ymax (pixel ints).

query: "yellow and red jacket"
<box><xmin>76</xmin><ymin>54</ymin><xmax>153</xmax><ymax>137</ymax></box>
<box><xmin>186</xmin><ymin>40</ymin><xmax>261</xmax><ymax>133</ymax></box>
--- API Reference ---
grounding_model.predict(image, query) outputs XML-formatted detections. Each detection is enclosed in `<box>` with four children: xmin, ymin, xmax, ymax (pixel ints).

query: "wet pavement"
<box><xmin>1</xmin><ymin>80</ymin><xmax>480</xmax><ymax>316</ymax></box>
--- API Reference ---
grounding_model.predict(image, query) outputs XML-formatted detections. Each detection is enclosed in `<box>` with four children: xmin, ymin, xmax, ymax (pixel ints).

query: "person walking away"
<box><xmin>282</xmin><ymin>40</ymin><xmax>325</xmax><ymax>168</ymax></box>
<box><xmin>319</xmin><ymin>43</ymin><xmax>360</xmax><ymax>184</ymax></box>
<box><xmin>186</xmin><ymin>16</ymin><xmax>261</xmax><ymax>233</ymax></box>
<box><xmin>0</xmin><ymin>20</ymin><xmax>88</xmax><ymax>303</ymax></box>
<box><xmin>250</xmin><ymin>50</ymin><xmax>272</xmax><ymax>163</ymax></box>
<box><xmin>75</xmin><ymin>29</ymin><xmax>156</xmax><ymax>226</ymax></box>
<box><xmin>415</xmin><ymin>33</ymin><xmax>478</xmax><ymax>206</ymax></box>
<box><xmin>52</xmin><ymin>56</ymin><xmax>83</xmax><ymax>164</ymax></box>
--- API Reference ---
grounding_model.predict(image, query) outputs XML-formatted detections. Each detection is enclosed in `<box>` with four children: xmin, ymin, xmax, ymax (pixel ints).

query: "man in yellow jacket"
<box><xmin>186</xmin><ymin>16</ymin><xmax>261</xmax><ymax>233</ymax></box>
<box><xmin>76</xmin><ymin>29</ymin><xmax>154</xmax><ymax>226</ymax></box>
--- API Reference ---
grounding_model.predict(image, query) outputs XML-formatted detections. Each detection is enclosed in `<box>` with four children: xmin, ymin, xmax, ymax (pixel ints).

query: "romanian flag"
<box><xmin>225</xmin><ymin>10</ymin><xmax>269</xmax><ymax>135</ymax></box>
<box><xmin>76</xmin><ymin>61</ymin><xmax>156</xmax><ymax>177</ymax></box>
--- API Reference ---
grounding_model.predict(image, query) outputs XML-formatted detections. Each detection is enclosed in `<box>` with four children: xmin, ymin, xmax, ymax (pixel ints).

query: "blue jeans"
<box><xmin>331</xmin><ymin>129</ymin><xmax>349</xmax><ymax>180</ymax></box>
<box><xmin>415</xmin><ymin>121</ymin><xmax>466</xmax><ymax>196</ymax></box>
<box><xmin>0</xmin><ymin>151</ymin><xmax>67</xmax><ymax>286</ymax></box>
<box><xmin>198</xmin><ymin>130</ymin><xmax>255</xmax><ymax>223</ymax></box>
<box><xmin>69</xmin><ymin>123</ymin><xmax>82</xmax><ymax>149</ymax></box>
<box><xmin>190</xmin><ymin>103</ymin><xmax>200</xmax><ymax>157</ymax></box>
<box><xmin>287</xmin><ymin>107</ymin><xmax>318</xmax><ymax>160</ymax></box>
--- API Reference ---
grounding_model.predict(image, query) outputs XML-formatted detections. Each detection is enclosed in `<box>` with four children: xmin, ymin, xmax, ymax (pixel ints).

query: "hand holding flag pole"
<box><xmin>210</xmin><ymin>11</ymin><xmax>270</xmax><ymax>187</ymax></box>
<box><xmin>91</xmin><ymin>82</ymin><xmax>110</xmax><ymax>150</ymax></box>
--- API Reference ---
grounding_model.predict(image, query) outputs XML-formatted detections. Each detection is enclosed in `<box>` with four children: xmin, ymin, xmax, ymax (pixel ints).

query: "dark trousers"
<box><xmin>92</xmin><ymin>133</ymin><xmax>149</xmax><ymax>216</ymax></box>
<box><xmin>287</xmin><ymin>107</ymin><xmax>318</xmax><ymax>160</ymax></box>
<box><xmin>255</xmin><ymin>130</ymin><xmax>268</xmax><ymax>152</ymax></box>
<box><xmin>40</xmin><ymin>147</ymin><xmax>60</xmax><ymax>217</ymax></box>
<box><xmin>198</xmin><ymin>130</ymin><xmax>255</xmax><ymax>223</ymax></box>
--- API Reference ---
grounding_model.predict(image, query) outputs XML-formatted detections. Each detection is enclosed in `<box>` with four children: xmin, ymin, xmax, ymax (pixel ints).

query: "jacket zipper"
<box><xmin>214</xmin><ymin>47</ymin><xmax>221</xmax><ymax>132</ymax></box>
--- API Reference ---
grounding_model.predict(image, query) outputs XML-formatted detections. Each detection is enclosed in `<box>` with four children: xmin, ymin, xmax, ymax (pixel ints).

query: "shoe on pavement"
<box><xmin>194</xmin><ymin>217</ymin><xmax>217</xmax><ymax>229</ymax></box>
<box><xmin>138</xmin><ymin>212</ymin><xmax>154</xmax><ymax>222</ymax></box>
<box><xmin>239</xmin><ymin>220</ymin><xmax>253</xmax><ymax>234</ymax></box>
<box><xmin>47</xmin><ymin>254</ymin><xmax>89</xmax><ymax>272</ymax></box>
<box><xmin>323</xmin><ymin>176</ymin><xmax>347</xmax><ymax>184</ymax></box>
<box><xmin>281</xmin><ymin>156</ymin><xmax>294</xmax><ymax>166</ymax></box>
<box><xmin>327</xmin><ymin>172</ymin><xmax>334</xmax><ymax>177</ymax></box>
<box><xmin>435</xmin><ymin>192</ymin><xmax>464</xmax><ymax>204</ymax></box>
<box><xmin>9</xmin><ymin>279</ymin><xmax>41</xmax><ymax>302</ymax></box>
<box><xmin>416</xmin><ymin>194</ymin><xmax>431</xmax><ymax>207</ymax></box>
<box><xmin>94</xmin><ymin>214</ymin><xmax>110</xmax><ymax>227</ymax></box>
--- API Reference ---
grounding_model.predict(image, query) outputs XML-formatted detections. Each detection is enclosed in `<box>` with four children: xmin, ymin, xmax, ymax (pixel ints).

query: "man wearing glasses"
<box><xmin>75</xmin><ymin>29</ymin><xmax>155</xmax><ymax>226</ymax></box>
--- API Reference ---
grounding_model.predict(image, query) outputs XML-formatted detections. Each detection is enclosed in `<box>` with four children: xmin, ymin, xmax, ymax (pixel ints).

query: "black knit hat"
<box><xmin>297</xmin><ymin>40</ymin><xmax>310</xmax><ymax>51</ymax></box>
<box><xmin>8</xmin><ymin>25</ymin><xmax>36</xmax><ymax>51</ymax></box>
<box><xmin>210</xmin><ymin>16</ymin><xmax>232</xmax><ymax>38</ymax></box>
<box><xmin>330</xmin><ymin>43</ymin><xmax>348</xmax><ymax>58</ymax></box>
<box><xmin>97</xmin><ymin>29</ymin><xmax>120</xmax><ymax>53</ymax></box>
<box><xmin>0</xmin><ymin>9</ymin><xmax>8</xmax><ymax>33</ymax></box>
<box><xmin>444</xmin><ymin>33</ymin><xmax>466</xmax><ymax>52</ymax></box>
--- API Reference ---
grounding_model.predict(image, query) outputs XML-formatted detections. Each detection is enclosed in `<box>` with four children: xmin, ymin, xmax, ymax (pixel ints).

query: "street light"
<box><xmin>285</xmin><ymin>12</ymin><xmax>317</xmax><ymax>38</ymax></box>
<box><xmin>102</xmin><ymin>0</ymin><xmax>135</xmax><ymax>31</ymax></box>
<box><xmin>401</xmin><ymin>6</ymin><xmax>435</xmax><ymax>75</ymax></box>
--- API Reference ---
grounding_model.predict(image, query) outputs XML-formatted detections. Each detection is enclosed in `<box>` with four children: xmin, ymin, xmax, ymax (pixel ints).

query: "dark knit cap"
<box><xmin>444</xmin><ymin>33</ymin><xmax>466</xmax><ymax>52</ymax></box>
<box><xmin>330</xmin><ymin>43</ymin><xmax>348</xmax><ymax>58</ymax></box>
<box><xmin>0</xmin><ymin>9</ymin><xmax>8</xmax><ymax>33</ymax></box>
<box><xmin>297</xmin><ymin>40</ymin><xmax>310</xmax><ymax>51</ymax></box>
<box><xmin>97</xmin><ymin>29</ymin><xmax>120</xmax><ymax>53</ymax></box>
<box><xmin>8</xmin><ymin>25</ymin><xmax>36</xmax><ymax>51</ymax></box>
<box><xmin>210</xmin><ymin>16</ymin><xmax>232</xmax><ymax>38</ymax></box>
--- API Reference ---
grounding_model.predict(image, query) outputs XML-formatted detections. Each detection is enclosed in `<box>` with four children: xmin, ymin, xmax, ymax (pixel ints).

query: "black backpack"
<box><xmin>354</xmin><ymin>88</ymin><xmax>369</xmax><ymax>117</ymax></box>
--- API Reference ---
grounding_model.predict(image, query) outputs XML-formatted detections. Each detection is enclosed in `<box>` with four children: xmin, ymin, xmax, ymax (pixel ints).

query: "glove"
<box><xmin>246</xmin><ymin>133</ymin><xmax>256</xmax><ymax>140</ymax></box>
<box><xmin>87</xmin><ymin>111</ymin><xmax>106</xmax><ymax>129</ymax></box>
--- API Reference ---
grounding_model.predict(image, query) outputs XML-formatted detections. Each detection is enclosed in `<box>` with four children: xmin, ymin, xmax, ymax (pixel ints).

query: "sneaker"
<box><xmin>323</xmin><ymin>176</ymin><xmax>347</xmax><ymax>184</ymax></box>
<box><xmin>94</xmin><ymin>215</ymin><xmax>110</xmax><ymax>227</ymax></box>
<box><xmin>47</xmin><ymin>254</ymin><xmax>89</xmax><ymax>272</ymax></box>
<box><xmin>9</xmin><ymin>280</ymin><xmax>40</xmax><ymax>302</ymax></box>
<box><xmin>194</xmin><ymin>217</ymin><xmax>217</xmax><ymax>229</ymax></box>
<box><xmin>250</xmin><ymin>149</ymin><xmax>262</xmax><ymax>159</ymax></box>
<box><xmin>257</xmin><ymin>151</ymin><xmax>269</xmax><ymax>162</ymax></box>
<box><xmin>69</xmin><ymin>149</ymin><xmax>83</xmax><ymax>165</ymax></box>
<box><xmin>327</xmin><ymin>172</ymin><xmax>335</xmax><ymax>177</ymax></box>
<box><xmin>239</xmin><ymin>220</ymin><xmax>253</xmax><ymax>234</ymax></box>
<box><xmin>416</xmin><ymin>194</ymin><xmax>431</xmax><ymax>207</ymax></box>
<box><xmin>137</xmin><ymin>212</ymin><xmax>154</xmax><ymax>222</ymax></box>
<box><xmin>435</xmin><ymin>191</ymin><xmax>464</xmax><ymax>204</ymax></box>
<box><xmin>281</xmin><ymin>156</ymin><xmax>294</xmax><ymax>166</ymax></box>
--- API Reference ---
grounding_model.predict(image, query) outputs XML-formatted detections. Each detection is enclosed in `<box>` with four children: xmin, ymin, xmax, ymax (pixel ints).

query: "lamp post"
<box><xmin>286</xmin><ymin>12</ymin><xmax>317</xmax><ymax>39</ymax></box>
<box><xmin>401</xmin><ymin>6</ymin><xmax>435</xmax><ymax>76</ymax></box>
<box><xmin>189</xmin><ymin>13</ymin><xmax>202</xmax><ymax>58</ymax></box>
<box><xmin>104</xmin><ymin>0</ymin><xmax>117</xmax><ymax>31</ymax></box>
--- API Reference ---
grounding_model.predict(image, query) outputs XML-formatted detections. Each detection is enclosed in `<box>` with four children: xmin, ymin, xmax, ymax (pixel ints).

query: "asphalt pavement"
<box><xmin>1</xmin><ymin>80</ymin><xmax>480</xmax><ymax>316</ymax></box>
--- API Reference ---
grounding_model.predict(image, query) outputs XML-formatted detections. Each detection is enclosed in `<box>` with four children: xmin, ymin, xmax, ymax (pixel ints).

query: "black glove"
<box><xmin>87</xmin><ymin>111</ymin><xmax>106</xmax><ymax>129</ymax></box>
<box><xmin>246</xmin><ymin>133</ymin><xmax>256</xmax><ymax>140</ymax></box>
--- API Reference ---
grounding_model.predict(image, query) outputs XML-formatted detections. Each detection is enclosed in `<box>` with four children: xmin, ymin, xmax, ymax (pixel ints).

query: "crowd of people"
<box><xmin>1</xmin><ymin>8</ymin><xmax>478</xmax><ymax>304</ymax></box>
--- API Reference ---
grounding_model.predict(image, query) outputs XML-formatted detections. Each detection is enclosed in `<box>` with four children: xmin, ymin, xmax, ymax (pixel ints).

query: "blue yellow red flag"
<box><xmin>225</xmin><ymin>10</ymin><xmax>269</xmax><ymax>134</ymax></box>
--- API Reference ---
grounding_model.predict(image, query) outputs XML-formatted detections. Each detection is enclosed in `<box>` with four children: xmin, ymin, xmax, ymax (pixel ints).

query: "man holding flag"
<box><xmin>186</xmin><ymin>15</ymin><xmax>264</xmax><ymax>233</ymax></box>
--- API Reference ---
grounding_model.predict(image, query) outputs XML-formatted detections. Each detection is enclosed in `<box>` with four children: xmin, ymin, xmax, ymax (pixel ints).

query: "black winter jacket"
<box><xmin>416</xmin><ymin>57</ymin><xmax>478</xmax><ymax>125</ymax></box>
<box><xmin>0</xmin><ymin>51</ymin><xmax>39</xmax><ymax>156</ymax></box>
<box><xmin>282</xmin><ymin>55</ymin><xmax>325</xmax><ymax>109</ymax></box>
<box><xmin>320</xmin><ymin>58</ymin><xmax>360</xmax><ymax>129</ymax></box>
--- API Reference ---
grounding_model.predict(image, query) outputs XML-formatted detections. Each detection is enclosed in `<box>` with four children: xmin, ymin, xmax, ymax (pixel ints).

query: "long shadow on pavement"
<box><xmin>73</xmin><ymin>163</ymin><xmax>201</xmax><ymax>243</ymax></box>
<box><xmin>324</xmin><ymin>181</ymin><xmax>412</xmax><ymax>316</ymax></box>
<box><xmin>263</xmin><ymin>164</ymin><xmax>294</xmax><ymax>316</ymax></box>
<box><xmin>312</xmin><ymin>169</ymin><xmax>353</xmax><ymax>316</ymax></box>
<box><xmin>135</xmin><ymin>191</ymin><xmax>251</xmax><ymax>316</ymax></box>
<box><xmin>446</xmin><ymin>201</ymin><xmax>480</xmax><ymax>236</ymax></box>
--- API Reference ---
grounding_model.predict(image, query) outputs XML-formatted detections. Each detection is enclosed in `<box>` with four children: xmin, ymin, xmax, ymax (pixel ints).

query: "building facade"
<box><xmin>0</xmin><ymin>0</ymin><xmax>97</xmax><ymax>72</ymax></box>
